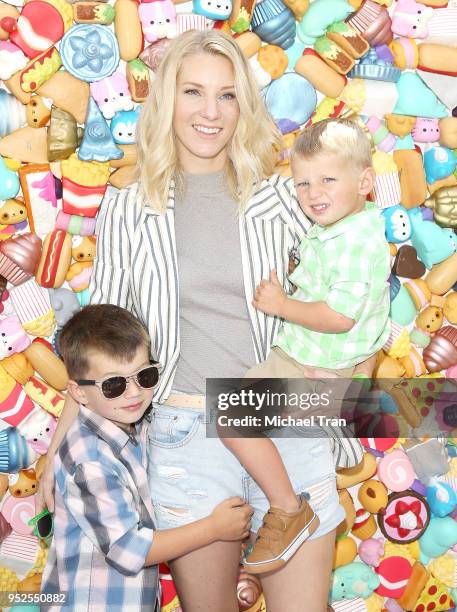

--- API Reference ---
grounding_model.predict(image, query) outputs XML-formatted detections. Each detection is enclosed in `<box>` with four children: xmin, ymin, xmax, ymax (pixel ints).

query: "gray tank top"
<box><xmin>173</xmin><ymin>170</ymin><xmax>256</xmax><ymax>393</ymax></box>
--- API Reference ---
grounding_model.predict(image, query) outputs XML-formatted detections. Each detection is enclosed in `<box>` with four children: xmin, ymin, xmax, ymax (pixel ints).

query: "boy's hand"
<box><xmin>252</xmin><ymin>270</ymin><xmax>287</xmax><ymax>317</ymax></box>
<box><xmin>35</xmin><ymin>455</ymin><xmax>56</xmax><ymax>513</ymax></box>
<box><xmin>210</xmin><ymin>497</ymin><xmax>253</xmax><ymax>541</ymax></box>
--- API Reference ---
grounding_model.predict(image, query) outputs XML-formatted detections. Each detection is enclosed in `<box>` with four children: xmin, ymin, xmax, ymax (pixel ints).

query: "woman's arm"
<box><xmin>88</xmin><ymin>189</ymin><xmax>133</xmax><ymax>310</ymax></box>
<box><xmin>35</xmin><ymin>395</ymin><xmax>79</xmax><ymax>513</ymax></box>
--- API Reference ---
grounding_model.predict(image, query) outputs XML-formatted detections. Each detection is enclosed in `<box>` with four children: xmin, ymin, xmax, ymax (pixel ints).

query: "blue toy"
<box><xmin>423</xmin><ymin>146</ymin><xmax>457</xmax><ymax>184</ymax></box>
<box><xmin>419</xmin><ymin>516</ymin><xmax>457</xmax><ymax>564</ymax></box>
<box><xmin>79</xmin><ymin>97</ymin><xmax>124</xmax><ymax>162</ymax></box>
<box><xmin>297</xmin><ymin>0</ymin><xmax>352</xmax><ymax>45</ymax></box>
<box><xmin>251</xmin><ymin>0</ymin><xmax>296</xmax><ymax>49</ymax></box>
<box><xmin>0</xmin><ymin>428</ymin><xmax>35</xmax><ymax>472</ymax></box>
<box><xmin>426</xmin><ymin>479</ymin><xmax>457</xmax><ymax>517</ymax></box>
<box><xmin>263</xmin><ymin>72</ymin><xmax>316</xmax><ymax>132</ymax></box>
<box><xmin>382</xmin><ymin>205</ymin><xmax>411</xmax><ymax>243</ymax></box>
<box><xmin>330</xmin><ymin>562</ymin><xmax>380</xmax><ymax>602</ymax></box>
<box><xmin>110</xmin><ymin>108</ymin><xmax>141</xmax><ymax>145</ymax></box>
<box><xmin>393</xmin><ymin>72</ymin><xmax>447</xmax><ymax>118</ymax></box>
<box><xmin>408</xmin><ymin>207</ymin><xmax>457</xmax><ymax>269</ymax></box>
<box><xmin>389</xmin><ymin>274</ymin><xmax>401</xmax><ymax>301</ymax></box>
<box><xmin>0</xmin><ymin>155</ymin><xmax>19</xmax><ymax>200</ymax></box>
<box><xmin>59</xmin><ymin>24</ymin><xmax>120</xmax><ymax>82</ymax></box>
<box><xmin>390</xmin><ymin>285</ymin><xmax>417</xmax><ymax>326</ymax></box>
<box><xmin>193</xmin><ymin>0</ymin><xmax>232</xmax><ymax>20</ymax></box>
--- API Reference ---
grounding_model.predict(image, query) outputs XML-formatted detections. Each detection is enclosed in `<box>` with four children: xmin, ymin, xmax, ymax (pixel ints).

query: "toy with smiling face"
<box><xmin>412</xmin><ymin>117</ymin><xmax>440</xmax><ymax>143</ymax></box>
<box><xmin>0</xmin><ymin>199</ymin><xmax>27</xmax><ymax>227</ymax></box>
<box><xmin>193</xmin><ymin>0</ymin><xmax>232</xmax><ymax>20</ymax></box>
<box><xmin>391</xmin><ymin>0</ymin><xmax>433</xmax><ymax>39</ymax></box>
<box><xmin>110</xmin><ymin>108</ymin><xmax>141</xmax><ymax>145</ymax></box>
<box><xmin>330</xmin><ymin>562</ymin><xmax>380</xmax><ymax>602</ymax></box>
<box><xmin>71</xmin><ymin>235</ymin><xmax>96</xmax><ymax>263</ymax></box>
<box><xmin>423</xmin><ymin>146</ymin><xmax>457</xmax><ymax>184</ymax></box>
<box><xmin>90</xmin><ymin>71</ymin><xmax>134</xmax><ymax>120</ymax></box>
<box><xmin>138</xmin><ymin>0</ymin><xmax>177</xmax><ymax>43</ymax></box>
<box><xmin>382</xmin><ymin>205</ymin><xmax>412</xmax><ymax>243</ymax></box>
<box><xmin>8</xmin><ymin>468</ymin><xmax>38</xmax><ymax>497</ymax></box>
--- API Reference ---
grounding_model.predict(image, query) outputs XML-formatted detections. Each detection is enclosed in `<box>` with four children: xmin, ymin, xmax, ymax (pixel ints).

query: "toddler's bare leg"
<box><xmin>223</xmin><ymin>437</ymin><xmax>299</xmax><ymax>512</ymax></box>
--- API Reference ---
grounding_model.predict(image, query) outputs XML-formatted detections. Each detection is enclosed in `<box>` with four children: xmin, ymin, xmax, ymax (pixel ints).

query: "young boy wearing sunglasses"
<box><xmin>41</xmin><ymin>304</ymin><xmax>253</xmax><ymax>611</ymax></box>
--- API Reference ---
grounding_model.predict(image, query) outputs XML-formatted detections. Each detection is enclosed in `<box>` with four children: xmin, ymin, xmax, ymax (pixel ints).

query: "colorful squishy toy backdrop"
<box><xmin>0</xmin><ymin>0</ymin><xmax>457</xmax><ymax>609</ymax></box>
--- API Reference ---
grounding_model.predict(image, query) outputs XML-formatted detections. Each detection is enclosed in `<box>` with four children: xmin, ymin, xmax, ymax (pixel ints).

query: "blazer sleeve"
<box><xmin>88</xmin><ymin>190</ymin><xmax>134</xmax><ymax>311</ymax></box>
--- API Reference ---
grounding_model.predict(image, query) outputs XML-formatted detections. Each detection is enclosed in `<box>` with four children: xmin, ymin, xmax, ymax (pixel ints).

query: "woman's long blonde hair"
<box><xmin>136</xmin><ymin>30</ymin><xmax>281</xmax><ymax>213</ymax></box>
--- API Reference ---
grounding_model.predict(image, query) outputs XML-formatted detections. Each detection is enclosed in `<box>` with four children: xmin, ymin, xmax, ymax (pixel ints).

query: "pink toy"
<box><xmin>90</xmin><ymin>70</ymin><xmax>134</xmax><ymax>120</ymax></box>
<box><xmin>391</xmin><ymin>0</ymin><xmax>434</xmax><ymax>39</ymax></box>
<box><xmin>138</xmin><ymin>0</ymin><xmax>177</xmax><ymax>44</ymax></box>
<box><xmin>0</xmin><ymin>314</ymin><xmax>31</xmax><ymax>359</ymax></box>
<box><xmin>377</xmin><ymin>449</ymin><xmax>415</xmax><ymax>492</ymax></box>
<box><xmin>0</xmin><ymin>40</ymin><xmax>27</xmax><ymax>81</ymax></box>
<box><xmin>358</xmin><ymin>538</ymin><xmax>384</xmax><ymax>567</ymax></box>
<box><xmin>375</xmin><ymin>556</ymin><xmax>412</xmax><ymax>598</ymax></box>
<box><xmin>365</xmin><ymin>116</ymin><xmax>396</xmax><ymax>152</ymax></box>
<box><xmin>18</xmin><ymin>407</ymin><xmax>57</xmax><ymax>455</ymax></box>
<box><xmin>0</xmin><ymin>494</ymin><xmax>35</xmax><ymax>536</ymax></box>
<box><xmin>412</xmin><ymin>117</ymin><xmax>440</xmax><ymax>143</ymax></box>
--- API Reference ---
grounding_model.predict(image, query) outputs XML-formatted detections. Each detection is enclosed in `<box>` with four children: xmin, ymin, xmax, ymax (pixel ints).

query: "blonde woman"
<box><xmin>38</xmin><ymin>30</ymin><xmax>359</xmax><ymax>611</ymax></box>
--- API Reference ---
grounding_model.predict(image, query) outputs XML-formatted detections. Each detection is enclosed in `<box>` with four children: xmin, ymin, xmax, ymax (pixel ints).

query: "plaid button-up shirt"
<box><xmin>276</xmin><ymin>203</ymin><xmax>391</xmax><ymax>369</ymax></box>
<box><xmin>41</xmin><ymin>405</ymin><xmax>159</xmax><ymax>611</ymax></box>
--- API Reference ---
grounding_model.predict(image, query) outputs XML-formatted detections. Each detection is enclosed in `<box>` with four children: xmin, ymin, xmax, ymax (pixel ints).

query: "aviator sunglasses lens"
<box><xmin>101</xmin><ymin>376</ymin><xmax>127</xmax><ymax>399</ymax></box>
<box><xmin>137</xmin><ymin>366</ymin><xmax>159</xmax><ymax>389</ymax></box>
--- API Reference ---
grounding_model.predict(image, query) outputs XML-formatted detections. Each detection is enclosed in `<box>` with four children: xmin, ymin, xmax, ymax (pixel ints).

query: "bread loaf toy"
<box><xmin>418</xmin><ymin>43</ymin><xmax>457</xmax><ymax>77</ymax></box>
<box><xmin>114</xmin><ymin>0</ymin><xmax>143</xmax><ymax>61</ymax></box>
<box><xmin>295</xmin><ymin>50</ymin><xmax>347</xmax><ymax>98</ymax></box>
<box><xmin>24</xmin><ymin>338</ymin><xmax>68</xmax><ymax>391</ymax></box>
<box><xmin>35</xmin><ymin>229</ymin><xmax>72</xmax><ymax>289</ymax></box>
<box><xmin>393</xmin><ymin>149</ymin><xmax>427</xmax><ymax>209</ymax></box>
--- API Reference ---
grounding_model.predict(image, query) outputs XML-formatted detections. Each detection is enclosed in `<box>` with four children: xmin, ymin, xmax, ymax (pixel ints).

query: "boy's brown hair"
<box><xmin>292</xmin><ymin>118</ymin><xmax>373</xmax><ymax>171</ymax></box>
<box><xmin>58</xmin><ymin>304</ymin><xmax>151</xmax><ymax>379</ymax></box>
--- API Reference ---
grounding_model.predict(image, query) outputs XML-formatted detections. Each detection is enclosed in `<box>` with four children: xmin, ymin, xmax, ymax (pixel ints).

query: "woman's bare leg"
<box><xmin>260</xmin><ymin>529</ymin><xmax>336</xmax><ymax>612</ymax></box>
<box><xmin>169</xmin><ymin>540</ymin><xmax>242</xmax><ymax>612</ymax></box>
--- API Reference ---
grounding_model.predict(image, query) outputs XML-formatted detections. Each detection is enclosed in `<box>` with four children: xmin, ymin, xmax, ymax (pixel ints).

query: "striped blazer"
<box><xmin>89</xmin><ymin>175</ymin><xmax>363</xmax><ymax>468</ymax></box>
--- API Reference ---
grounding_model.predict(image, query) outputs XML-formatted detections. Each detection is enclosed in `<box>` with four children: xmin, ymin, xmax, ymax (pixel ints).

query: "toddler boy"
<box><xmin>223</xmin><ymin>119</ymin><xmax>390</xmax><ymax>574</ymax></box>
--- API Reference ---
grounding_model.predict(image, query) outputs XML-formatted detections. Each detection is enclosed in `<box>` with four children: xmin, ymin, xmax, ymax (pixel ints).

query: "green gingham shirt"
<box><xmin>275</xmin><ymin>203</ymin><xmax>391</xmax><ymax>369</ymax></box>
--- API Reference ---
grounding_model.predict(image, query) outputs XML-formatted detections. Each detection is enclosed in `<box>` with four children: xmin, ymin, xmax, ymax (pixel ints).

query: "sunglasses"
<box><xmin>76</xmin><ymin>363</ymin><xmax>160</xmax><ymax>400</ymax></box>
<box><xmin>28</xmin><ymin>508</ymin><xmax>54</xmax><ymax>541</ymax></box>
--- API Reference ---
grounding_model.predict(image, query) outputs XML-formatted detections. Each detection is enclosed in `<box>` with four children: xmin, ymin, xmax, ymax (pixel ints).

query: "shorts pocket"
<box><xmin>148</xmin><ymin>408</ymin><xmax>201</xmax><ymax>448</ymax></box>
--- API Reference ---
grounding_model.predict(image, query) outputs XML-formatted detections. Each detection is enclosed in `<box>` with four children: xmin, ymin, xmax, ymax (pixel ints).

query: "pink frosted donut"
<box><xmin>377</xmin><ymin>449</ymin><xmax>415</xmax><ymax>492</ymax></box>
<box><xmin>0</xmin><ymin>494</ymin><xmax>35</xmax><ymax>535</ymax></box>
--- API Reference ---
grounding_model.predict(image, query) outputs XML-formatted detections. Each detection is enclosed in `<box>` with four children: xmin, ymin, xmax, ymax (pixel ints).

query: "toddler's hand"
<box><xmin>210</xmin><ymin>497</ymin><xmax>253</xmax><ymax>541</ymax></box>
<box><xmin>252</xmin><ymin>269</ymin><xmax>287</xmax><ymax>317</ymax></box>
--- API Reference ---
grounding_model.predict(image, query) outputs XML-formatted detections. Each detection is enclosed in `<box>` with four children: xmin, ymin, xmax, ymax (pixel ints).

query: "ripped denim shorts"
<box><xmin>147</xmin><ymin>402</ymin><xmax>344</xmax><ymax>537</ymax></box>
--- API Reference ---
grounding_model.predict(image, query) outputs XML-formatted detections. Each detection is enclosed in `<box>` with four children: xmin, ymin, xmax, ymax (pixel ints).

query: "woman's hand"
<box><xmin>252</xmin><ymin>269</ymin><xmax>287</xmax><ymax>317</ymax></box>
<box><xmin>35</xmin><ymin>454</ymin><xmax>56</xmax><ymax>513</ymax></box>
<box><xmin>210</xmin><ymin>497</ymin><xmax>253</xmax><ymax>542</ymax></box>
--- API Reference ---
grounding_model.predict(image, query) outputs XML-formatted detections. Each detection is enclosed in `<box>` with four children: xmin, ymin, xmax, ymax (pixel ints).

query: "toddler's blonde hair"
<box><xmin>292</xmin><ymin>119</ymin><xmax>372</xmax><ymax>170</ymax></box>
